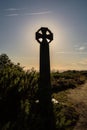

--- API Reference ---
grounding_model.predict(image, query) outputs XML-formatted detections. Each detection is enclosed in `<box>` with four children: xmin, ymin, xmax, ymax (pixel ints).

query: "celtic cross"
<box><xmin>35</xmin><ymin>27</ymin><xmax>55</xmax><ymax>130</ymax></box>
<box><xmin>36</xmin><ymin>27</ymin><xmax>53</xmax><ymax>44</ymax></box>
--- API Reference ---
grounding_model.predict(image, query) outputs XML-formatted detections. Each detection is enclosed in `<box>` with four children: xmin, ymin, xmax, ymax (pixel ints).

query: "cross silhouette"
<box><xmin>35</xmin><ymin>27</ymin><xmax>55</xmax><ymax>130</ymax></box>
<box><xmin>36</xmin><ymin>27</ymin><xmax>53</xmax><ymax>44</ymax></box>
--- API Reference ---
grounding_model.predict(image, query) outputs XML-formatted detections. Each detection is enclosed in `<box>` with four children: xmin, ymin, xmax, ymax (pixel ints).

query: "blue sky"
<box><xmin>0</xmin><ymin>0</ymin><xmax>87</xmax><ymax>70</ymax></box>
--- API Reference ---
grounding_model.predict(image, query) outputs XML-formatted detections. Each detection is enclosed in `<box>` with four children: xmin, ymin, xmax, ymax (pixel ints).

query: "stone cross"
<box><xmin>36</xmin><ymin>27</ymin><xmax>55</xmax><ymax>130</ymax></box>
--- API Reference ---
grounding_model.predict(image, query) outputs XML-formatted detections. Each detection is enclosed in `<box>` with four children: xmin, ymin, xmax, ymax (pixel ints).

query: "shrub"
<box><xmin>53</xmin><ymin>104</ymin><xmax>79</xmax><ymax>130</ymax></box>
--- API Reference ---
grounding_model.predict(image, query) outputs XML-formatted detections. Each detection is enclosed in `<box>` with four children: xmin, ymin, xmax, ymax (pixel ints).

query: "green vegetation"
<box><xmin>51</xmin><ymin>70</ymin><xmax>86</xmax><ymax>92</ymax></box>
<box><xmin>54</xmin><ymin>104</ymin><xmax>79</xmax><ymax>130</ymax></box>
<box><xmin>0</xmin><ymin>54</ymin><xmax>86</xmax><ymax>130</ymax></box>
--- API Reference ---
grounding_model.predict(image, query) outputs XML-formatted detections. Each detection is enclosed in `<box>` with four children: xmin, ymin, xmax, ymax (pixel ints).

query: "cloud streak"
<box><xmin>74</xmin><ymin>44</ymin><xmax>86</xmax><ymax>51</ymax></box>
<box><xmin>77</xmin><ymin>59</ymin><xmax>87</xmax><ymax>66</ymax></box>
<box><xmin>75</xmin><ymin>46</ymin><xmax>85</xmax><ymax>51</ymax></box>
<box><xmin>24</xmin><ymin>11</ymin><xmax>52</xmax><ymax>15</ymax></box>
<box><xmin>5</xmin><ymin>14</ymin><xmax>19</xmax><ymax>16</ymax></box>
<box><xmin>4</xmin><ymin>8</ymin><xmax>26</xmax><ymax>11</ymax></box>
<box><xmin>56</xmin><ymin>51</ymin><xmax>87</xmax><ymax>54</ymax></box>
<box><xmin>5</xmin><ymin>11</ymin><xmax>52</xmax><ymax>17</ymax></box>
<box><xmin>79</xmin><ymin>46</ymin><xmax>85</xmax><ymax>51</ymax></box>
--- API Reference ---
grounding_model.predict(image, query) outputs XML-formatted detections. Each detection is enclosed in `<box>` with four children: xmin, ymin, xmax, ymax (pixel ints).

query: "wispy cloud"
<box><xmin>63</xmin><ymin>60</ymin><xmax>87</xmax><ymax>70</ymax></box>
<box><xmin>75</xmin><ymin>46</ymin><xmax>86</xmax><ymax>51</ymax></box>
<box><xmin>74</xmin><ymin>44</ymin><xmax>86</xmax><ymax>51</ymax></box>
<box><xmin>4</xmin><ymin>8</ymin><xmax>26</xmax><ymax>11</ymax></box>
<box><xmin>56</xmin><ymin>51</ymin><xmax>87</xmax><ymax>54</ymax></box>
<box><xmin>56</xmin><ymin>51</ymin><xmax>70</xmax><ymax>54</ymax></box>
<box><xmin>78</xmin><ymin>46</ymin><xmax>85</xmax><ymax>51</ymax></box>
<box><xmin>5</xmin><ymin>10</ymin><xmax>52</xmax><ymax>17</ymax></box>
<box><xmin>4</xmin><ymin>8</ymin><xmax>51</xmax><ymax>15</ymax></box>
<box><xmin>5</xmin><ymin>14</ymin><xmax>19</xmax><ymax>17</ymax></box>
<box><xmin>78</xmin><ymin>59</ymin><xmax>87</xmax><ymax>66</ymax></box>
<box><xmin>24</xmin><ymin>11</ymin><xmax>52</xmax><ymax>16</ymax></box>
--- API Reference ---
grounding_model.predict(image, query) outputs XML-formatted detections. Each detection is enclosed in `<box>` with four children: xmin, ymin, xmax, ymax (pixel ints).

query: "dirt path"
<box><xmin>67</xmin><ymin>82</ymin><xmax>87</xmax><ymax>130</ymax></box>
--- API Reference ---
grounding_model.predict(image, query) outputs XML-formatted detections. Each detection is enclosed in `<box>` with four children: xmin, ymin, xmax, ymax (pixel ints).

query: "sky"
<box><xmin>0</xmin><ymin>0</ymin><xmax>87</xmax><ymax>71</ymax></box>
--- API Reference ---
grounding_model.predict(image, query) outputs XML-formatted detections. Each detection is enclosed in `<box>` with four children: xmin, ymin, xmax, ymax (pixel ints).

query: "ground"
<box><xmin>67</xmin><ymin>82</ymin><xmax>87</xmax><ymax>130</ymax></box>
